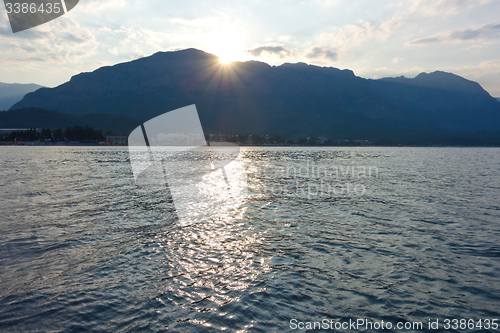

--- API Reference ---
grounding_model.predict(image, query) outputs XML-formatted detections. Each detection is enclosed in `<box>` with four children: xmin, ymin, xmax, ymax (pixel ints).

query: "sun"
<box><xmin>207</xmin><ymin>33</ymin><xmax>247</xmax><ymax>64</ymax></box>
<box><xmin>217</xmin><ymin>46</ymin><xmax>245</xmax><ymax>64</ymax></box>
<box><xmin>219</xmin><ymin>55</ymin><xmax>234</xmax><ymax>64</ymax></box>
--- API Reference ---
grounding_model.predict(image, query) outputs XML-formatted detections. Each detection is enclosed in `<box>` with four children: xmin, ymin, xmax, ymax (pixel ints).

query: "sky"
<box><xmin>1</xmin><ymin>0</ymin><xmax>500</xmax><ymax>96</ymax></box>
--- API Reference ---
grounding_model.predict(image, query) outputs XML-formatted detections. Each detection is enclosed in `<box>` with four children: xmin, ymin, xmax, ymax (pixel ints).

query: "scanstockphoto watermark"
<box><xmin>290</xmin><ymin>318</ymin><xmax>424</xmax><ymax>331</ymax></box>
<box><xmin>290</xmin><ymin>318</ymin><xmax>500</xmax><ymax>330</ymax></box>
<box><xmin>256</xmin><ymin>160</ymin><xmax>379</xmax><ymax>199</ymax></box>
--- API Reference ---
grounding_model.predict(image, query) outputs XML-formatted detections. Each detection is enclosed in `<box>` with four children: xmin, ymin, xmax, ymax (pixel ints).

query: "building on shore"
<box><xmin>0</xmin><ymin>128</ymin><xmax>43</xmax><ymax>134</ymax></box>
<box><xmin>105</xmin><ymin>135</ymin><xmax>128</xmax><ymax>145</ymax></box>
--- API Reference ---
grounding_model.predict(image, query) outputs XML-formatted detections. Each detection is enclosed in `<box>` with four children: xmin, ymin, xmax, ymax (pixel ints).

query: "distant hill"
<box><xmin>10</xmin><ymin>49</ymin><xmax>500</xmax><ymax>142</ymax></box>
<box><xmin>496</xmin><ymin>98</ymin><xmax>500</xmax><ymax>102</ymax></box>
<box><xmin>0</xmin><ymin>107</ymin><xmax>141</xmax><ymax>135</ymax></box>
<box><xmin>0</xmin><ymin>82</ymin><xmax>43</xmax><ymax>111</ymax></box>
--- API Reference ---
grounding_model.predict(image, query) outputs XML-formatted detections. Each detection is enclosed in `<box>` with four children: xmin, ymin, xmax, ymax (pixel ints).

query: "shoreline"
<box><xmin>1</xmin><ymin>142</ymin><xmax>499</xmax><ymax>148</ymax></box>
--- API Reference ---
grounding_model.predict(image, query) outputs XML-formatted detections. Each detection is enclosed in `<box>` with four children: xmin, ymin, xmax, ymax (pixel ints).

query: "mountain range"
<box><xmin>9</xmin><ymin>48</ymin><xmax>500</xmax><ymax>143</ymax></box>
<box><xmin>0</xmin><ymin>82</ymin><xmax>43</xmax><ymax>111</ymax></box>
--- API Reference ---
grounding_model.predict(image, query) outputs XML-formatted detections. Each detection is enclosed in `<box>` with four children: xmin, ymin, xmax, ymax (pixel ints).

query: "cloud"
<box><xmin>0</xmin><ymin>17</ymin><xmax>97</xmax><ymax>67</ymax></box>
<box><xmin>409</xmin><ymin>37</ymin><xmax>439</xmax><ymax>44</ymax></box>
<box><xmin>246</xmin><ymin>45</ymin><xmax>294</xmax><ymax>58</ymax></box>
<box><xmin>391</xmin><ymin>57</ymin><xmax>405</xmax><ymax>64</ymax></box>
<box><xmin>408</xmin><ymin>23</ymin><xmax>500</xmax><ymax>44</ymax></box>
<box><xmin>485</xmin><ymin>24</ymin><xmax>500</xmax><ymax>30</ymax></box>
<box><xmin>449</xmin><ymin>29</ymin><xmax>481</xmax><ymax>41</ymax></box>
<box><xmin>246</xmin><ymin>45</ymin><xmax>340</xmax><ymax>62</ymax></box>
<box><xmin>77</xmin><ymin>0</ymin><xmax>126</xmax><ymax>13</ymax></box>
<box><xmin>65</xmin><ymin>32</ymin><xmax>92</xmax><ymax>44</ymax></box>
<box><xmin>305</xmin><ymin>47</ymin><xmax>338</xmax><ymax>61</ymax></box>
<box><xmin>446</xmin><ymin>60</ymin><xmax>500</xmax><ymax>79</ymax></box>
<box><xmin>170</xmin><ymin>17</ymin><xmax>221</xmax><ymax>27</ymax></box>
<box><xmin>316</xmin><ymin>19</ymin><xmax>402</xmax><ymax>53</ymax></box>
<box><xmin>246</xmin><ymin>44</ymin><xmax>339</xmax><ymax>63</ymax></box>
<box><xmin>312</xmin><ymin>0</ymin><xmax>496</xmax><ymax>56</ymax></box>
<box><xmin>314</xmin><ymin>0</ymin><xmax>342</xmax><ymax>6</ymax></box>
<box><xmin>405</xmin><ymin>0</ymin><xmax>495</xmax><ymax>17</ymax></box>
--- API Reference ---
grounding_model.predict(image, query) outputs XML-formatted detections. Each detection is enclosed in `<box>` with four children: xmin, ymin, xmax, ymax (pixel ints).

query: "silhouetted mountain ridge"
<box><xmin>11</xmin><ymin>48</ymin><xmax>500</xmax><ymax>139</ymax></box>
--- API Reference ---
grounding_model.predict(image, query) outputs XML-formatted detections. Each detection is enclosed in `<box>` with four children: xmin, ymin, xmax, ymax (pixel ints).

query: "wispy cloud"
<box><xmin>305</xmin><ymin>47</ymin><xmax>338</xmax><ymax>61</ymax></box>
<box><xmin>169</xmin><ymin>17</ymin><xmax>221</xmax><ymax>27</ymax></box>
<box><xmin>246</xmin><ymin>45</ymin><xmax>294</xmax><ymax>58</ymax></box>
<box><xmin>77</xmin><ymin>0</ymin><xmax>126</xmax><ymax>13</ymax></box>
<box><xmin>314</xmin><ymin>0</ymin><xmax>342</xmax><ymax>6</ymax></box>
<box><xmin>408</xmin><ymin>23</ymin><xmax>500</xmax><ymax>44</ymax></box>
<box><xmin>246</xmin><ymin>45</ymin><xmax>339</xmax><ymax>63</ymax></box>
<box><xmin>316</xmin><ymin>18</ymin><xmax>403</xmax><ymax>55</ymax></box>
<box><xmin>405</xmin><ymin>0</ymin><xmax>495</xmax><ymax>17</ymax></box>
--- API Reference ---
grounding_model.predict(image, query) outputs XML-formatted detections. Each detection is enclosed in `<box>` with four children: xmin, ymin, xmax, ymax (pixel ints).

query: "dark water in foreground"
<box><xmin>1</xmin><ymin>147</ymin><xmax>499</xmax><ymax>332</ymax></box>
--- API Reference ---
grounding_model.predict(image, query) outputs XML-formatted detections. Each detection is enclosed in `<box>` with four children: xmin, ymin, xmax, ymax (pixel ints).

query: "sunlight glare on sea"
<box><xmin>0</xmin><ymin>146</ymin><xmax>499</xmax><ymax>332</ymax></box>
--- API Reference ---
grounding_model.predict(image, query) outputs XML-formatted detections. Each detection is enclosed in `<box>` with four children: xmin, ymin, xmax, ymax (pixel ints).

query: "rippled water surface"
<box><xmin>1</xmin><ymin>146</ymin><xmax>499</xmax><ymax>332</ymax></box>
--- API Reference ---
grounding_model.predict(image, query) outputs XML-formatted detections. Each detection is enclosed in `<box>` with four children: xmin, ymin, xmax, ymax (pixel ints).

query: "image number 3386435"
<box><xmin>3</xmin><ymin>0</ymin><xmax>79</xmax><ymax>33</ymax></box>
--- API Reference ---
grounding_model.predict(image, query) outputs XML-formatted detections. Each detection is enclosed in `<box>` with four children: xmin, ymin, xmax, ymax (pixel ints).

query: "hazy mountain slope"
<box><xmin>11</xmin><ymin>49</ymin><xmax>500</xmax><ymax>137</ymax></box>
<box><xmin>0</xmin><ymin>82</ymin><xmax>43</xmax><ymax>111</ymax></box>
<box><xmin>0</xmin><ymin>108</ymin><xmax>141</xmax><ymax>134</ymax></box>
<box><xmin>372</xmin><ymin>72</ymin><xmax>500</xmax><ymax>132</ymax></box>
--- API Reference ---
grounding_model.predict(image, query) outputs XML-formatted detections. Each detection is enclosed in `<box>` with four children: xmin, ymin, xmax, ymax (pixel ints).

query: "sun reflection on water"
<box><xmin>145</xmin><ymin>152</ymin><xmax>274</xmax><ymax>318</ymax></box>
<box><xmin>150</xmin><ymin>219</ymin><xmax>273</xmax><ymax>311</ymax></box>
